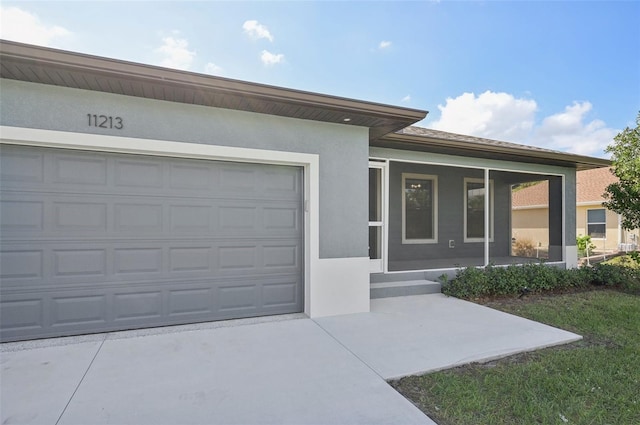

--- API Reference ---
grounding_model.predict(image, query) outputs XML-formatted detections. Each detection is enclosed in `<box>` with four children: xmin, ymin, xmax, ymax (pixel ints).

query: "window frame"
<box><xmin>464</xmin><ymin>177</ymin><xmax>494</xmax><ymax>243</ymax></box>
<box><xmin>586</xmin><ymin>208</ymin><xmax>607</xmax><ymax>240</ymax></box>
<box><xmin>401</xmin><ymin>173</ymin><xmax>438</xmax><ymax>244</ymax></box>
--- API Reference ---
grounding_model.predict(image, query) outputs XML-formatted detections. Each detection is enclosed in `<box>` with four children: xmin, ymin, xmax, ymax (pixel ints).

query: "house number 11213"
<box><xmin>87</xmin><ymin>114</ymin><xmax>124</xmax><ymax>129</ymax></box>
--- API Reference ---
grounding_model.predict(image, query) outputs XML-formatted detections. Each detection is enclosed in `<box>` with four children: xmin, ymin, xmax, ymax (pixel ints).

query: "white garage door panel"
<box><xmin>0</xmin><ymin>145</ymin><xmax>304</xmax><ymax>342</ymax></box>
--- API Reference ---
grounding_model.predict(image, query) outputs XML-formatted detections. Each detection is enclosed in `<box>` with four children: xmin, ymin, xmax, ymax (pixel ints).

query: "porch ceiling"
<box><xmin>376</xmin><ymin>127</ymin><xmax>611</xmax><ymax>171</ymax></box>
<box><xmin>0</xmin><ymin>40</ymin><xmax>427</xmax><ymax>141</ymax></box>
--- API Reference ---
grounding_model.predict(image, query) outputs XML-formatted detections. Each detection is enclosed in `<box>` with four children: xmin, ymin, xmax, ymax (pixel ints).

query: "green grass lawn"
<box><xmin>390</xmin><ymin>289</ymin><xmax>640</xmax><ymax>425</ymax></box>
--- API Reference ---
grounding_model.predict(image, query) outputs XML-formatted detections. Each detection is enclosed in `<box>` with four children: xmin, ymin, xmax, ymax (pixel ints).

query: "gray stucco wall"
<box><xmin>564</xmin><ymin>170</ymin><xmax>577</xmax><ymax>245</ymax></box>
<box><xmin>388</xmin><ymin>162</ymin><xmax>513</xmax><ymax>262</ymax></box>
<box><xmin>0</xmin><ymin>79</ymin><xmax>369</xmax><ymax>259</ymax></box>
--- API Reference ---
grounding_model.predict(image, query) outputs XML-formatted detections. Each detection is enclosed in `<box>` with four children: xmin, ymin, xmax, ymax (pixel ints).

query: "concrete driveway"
<box><xmin>1</xmin><ymin>294</ymin><xmax>581</xmax><ymax>425</ymax></box>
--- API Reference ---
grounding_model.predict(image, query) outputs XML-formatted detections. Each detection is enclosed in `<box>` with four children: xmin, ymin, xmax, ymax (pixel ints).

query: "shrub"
<box><xmin>513</xmin><ymin>238</ymin><xmax>535</xmax><ymax>257</ymax></box>
<box><xmin>563</xmin><ymin>267</ymin><xmax>594</xmax><ymax>288</ymax></box>
<box><xmin>590</xmin><ymin>262</ymin><xmax>640</xmax><ymax>291</ymax></box>
<box><xmin>442</xmin><ymin>266</ymin><xmax>490</xmax><ymax>299</ymax></box>
<box><xmin>441</xmin><ymin>262</ymin><xmax>640</xmax><ymax>299</ymax></box>
<box><xmin>604</xmin><ymin>252</ymin><xmax>640</xmax><ymax>269</ymax></box>
<box><xmin>577</xmin><ymin>234</ymin><xmax>596</xmax><ymax>257</ymax></box>
<box><xmin>489</xmin><ymin>264</ymin><xmax>529</xmax><ymax>295</ymax></box>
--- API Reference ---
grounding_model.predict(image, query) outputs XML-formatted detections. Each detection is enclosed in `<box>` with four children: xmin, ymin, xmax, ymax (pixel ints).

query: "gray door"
<box><xmin>0</xmin><ymin>145</ymin><xmax>304</xmax><ymax>342</ymax></box>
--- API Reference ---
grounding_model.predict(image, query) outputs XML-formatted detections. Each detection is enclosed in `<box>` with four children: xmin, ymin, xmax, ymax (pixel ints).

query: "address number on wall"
<box><xmin>87</xmin><ymin>114</ymin><xmax>124</xmax><ymax>130</ymax></box>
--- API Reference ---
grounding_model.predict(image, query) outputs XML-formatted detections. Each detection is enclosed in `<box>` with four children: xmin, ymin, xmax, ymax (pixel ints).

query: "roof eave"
<box><xmin>0</xmin><ymin>40</ymin><xmax>427</xmax><ymax>141</ymax></box>
<box><xmin>376</xmin><ymin>132</ymin><xmax>611</xmax><ymax>171</ymax></box>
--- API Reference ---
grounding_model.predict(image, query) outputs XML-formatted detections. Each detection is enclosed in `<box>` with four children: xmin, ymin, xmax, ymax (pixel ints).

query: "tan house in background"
<box><xmin>512</xmin><ymin>167</ymin><xmax>639</xmax><ymax>255</ymax></box>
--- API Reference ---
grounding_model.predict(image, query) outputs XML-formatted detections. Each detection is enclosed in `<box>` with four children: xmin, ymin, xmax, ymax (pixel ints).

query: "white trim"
<box><xmin>0</xmin><ymin>126</ymin><xmax>310</xmax><ymax>166</ymax></box>
<box><xmin>586</xmin><ymin>207</ymin><xmax>607</xmax><ymax>240</ymax></box>
<box><xmin>383</xmin><ymin>160</ymin><xmax>391</xmax><ymax>273</ymax></box>
<box><xmin>577</xmin><ymin>201</ymin><xmax>606</xmax><ymax>207</ymax></box>
<box><xmin>372</xmin><ymin>150</ymin><xmax>566</xmax><ymax>177</ymax></box>
<box><xmin>484</xmin><ymin>170</ymin><xmax>490</xmax><ymax>266</ymax></box>
<box><xmin>381</xmin><ymin>261</ymin><xmax>568</xmax><ymax>275</ymax></box>
<box><xmin>369</xmin><ymin>258</ymin><xmax>383</xmax><ymax>273</ymax></box>
<box><xmin>464</xmin><ymin>177</ymin><xmax>494</xmax><ymax>243</ymax></box>
<box><xmin>618</xmin><ymin>214</ymin><xmax>623</xmax><ymax>246</ymax></box>
<box><xmin>512</xmin><ymin>204</ymin><xmax>549</xmax><ymax>211</ymax></box>
<box><xmin>368</xmin><ymin>161</ymin><xmax>387</xmax><ymax>274</ymax></box>
<box><xmin>562</xmin><ymin>175</ymin><xmax>566</xmax><ymax>263</ymax></box>
<box><xmin>401</xmin><ymin>173</ymin><xmax>438</xmax><ymax>244</ymax></box>
<box><xmin>0</xmin><ymin>125</ymin><xmax>324</xmax><ymax>317</ymax></box>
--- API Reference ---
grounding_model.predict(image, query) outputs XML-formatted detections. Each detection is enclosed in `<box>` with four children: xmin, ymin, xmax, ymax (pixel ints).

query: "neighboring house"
<box><xmin>0</xmin><ymin>41</ymin><xmax>609</xmax><ymax>342</ymax></box>
<box><xmin>512</xmin><ymin>167</ymin><xmax>639</xmax><ymax>254</ymax></box>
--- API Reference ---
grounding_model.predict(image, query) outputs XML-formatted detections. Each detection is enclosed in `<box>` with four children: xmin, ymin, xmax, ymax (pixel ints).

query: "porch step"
<box><xmin>370</xmin><ymin>271</ymin><xmax>428</xmax><ymax>283</ymax></box>
<box><xmin>370</xmin><ymin>280</ymin><xmax>441</xmax><ymax>299</ymax></box>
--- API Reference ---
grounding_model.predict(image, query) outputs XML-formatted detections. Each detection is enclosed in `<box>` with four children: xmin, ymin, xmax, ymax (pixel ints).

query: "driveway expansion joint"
<box><xmin>54</xmin><ymin>336</ymin><xmax>106</xmax><ymax>425</ymax></box>
<box><xmin>311</xmin><ymin>319</ymin><xmax>388</xmax><ymax>382</ymax></box>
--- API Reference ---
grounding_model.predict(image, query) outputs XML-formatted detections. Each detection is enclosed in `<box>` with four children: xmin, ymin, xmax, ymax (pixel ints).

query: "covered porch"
<box><xmin>370</xmin><ymin>160</ymin><xmax>565</xmax><ymax>276</ymax></box>
<box><xmin>368</xmin><ymin>126</ymin><xmax>609</xmax><ymax>286</ymax></box>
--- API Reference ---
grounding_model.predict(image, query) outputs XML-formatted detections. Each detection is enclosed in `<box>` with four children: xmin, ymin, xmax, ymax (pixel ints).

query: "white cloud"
<box><xmin>428</xmin><ymin>91</ymin><xmax>617</xmax><ymax>157</ymax></box>
<box><xmin>0</xmin><ymin>6</ymin><xmax>71</xmax><ymax>46</ymax></box>
<box><xmin>534</xmin><ymin>102</ymin><xmax>618</xmax><ymax>156</ymax></box>
<box><xmin>401</xmin><ymin>94</ymin><xmax>411</xmax><ymax>103</ymax></box>
<box><xmin>431</xmin><ymin>91</ymin><xmax>537</xmax><ymax>142</ymax></box>
<box><xmin>243</xmin><ymin>20</ymin><xmax>273</xmax><ymax>42</ymax></box>
<box><xmin>379</xmin><ymin>40</ymin><xmax>392</xmax><ymax>49</ymax></box>
<box><xmin>204</xmin><ymin>62</ymin><xmax>222</xmax><ymax>75</ymax></box>
<box><xmin>156</xmin><ymin>35</ymin><xmax>195</xmax><ymax>70</ymax></box>
<box><xmin>261</xmin><ymin>50</ymin><xmax>284</xmax><ymax>66</ymax></box>
<box><xmin>537</xmin><ymin>101</ymin><xmax>592</xmax><ymax>135</ymax></box>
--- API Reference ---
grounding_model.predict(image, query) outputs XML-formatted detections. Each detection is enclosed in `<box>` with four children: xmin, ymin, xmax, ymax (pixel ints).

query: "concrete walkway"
<box><xmin>1</xmin><ymin>294</ymin><xmax>581</xmax><ymax>425</ymax></box>
<box><xmin>317</xmin><ymin>294</ymin><xmax>582</xmax><ymax>379</ymax></box>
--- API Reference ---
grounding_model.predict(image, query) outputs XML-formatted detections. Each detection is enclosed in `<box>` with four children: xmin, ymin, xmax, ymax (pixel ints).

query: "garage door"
<box><xmin>0</xmin><ymin>145</ymin><xmax>304</xmax><ymax>342</ymax></box>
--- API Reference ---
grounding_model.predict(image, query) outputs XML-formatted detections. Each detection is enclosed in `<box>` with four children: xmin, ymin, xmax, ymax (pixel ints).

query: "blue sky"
<box><xmin>2</xmin><ymin>1</ymin><xmax>639</xmax><ymax>158</ymax></box>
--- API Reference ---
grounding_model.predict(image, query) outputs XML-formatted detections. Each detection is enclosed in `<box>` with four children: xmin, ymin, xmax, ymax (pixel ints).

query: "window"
<box><xmin>464</xmin><ymin>178</ymin><xmax>494</xmax><ymax>242</ymax></box>
<box><xmin>402</xmin><ymin>173</ymin><xmax>437</xmax><ymax>243</ymax></box>
<box><xmin>587</xmin><ymin>209</ymin><xmax>606</xmax><ymax>239</ymax></box>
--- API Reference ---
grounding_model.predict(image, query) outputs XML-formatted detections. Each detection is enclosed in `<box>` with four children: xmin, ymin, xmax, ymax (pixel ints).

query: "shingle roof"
<box><xmin>576</xmin><ymin>167</ymin><xmax>616</xmax><ymax>204</ymax></box>
<box><xmin>512</xmin><ymin>167</ymin><xmax>616</xmax><ymax>208</ymax></box>
<box><xmin>512</xmin><ymin>180</ymin><xmax>549</xmax><ymax>208</ymax></box>
<box><xmin>376</xmin><ymin>126</ymin><xmax>611</xmax><ymax>171</ymax></box>
<box><xmin>399</xmin><ymin>126</ymin><xmax>564</xmax><ymax>155</ymax></box>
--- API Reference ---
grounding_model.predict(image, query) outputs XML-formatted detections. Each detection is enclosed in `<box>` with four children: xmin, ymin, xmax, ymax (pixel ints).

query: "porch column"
<box><xmin>484</xmin><ymin>168</ymin><xmax>490</xmax><ymax>266</ymax></box>
<box><xmin>548</xmin><ymin>176</ymin><xmax>563</xmax><ymax>262</ymax></box>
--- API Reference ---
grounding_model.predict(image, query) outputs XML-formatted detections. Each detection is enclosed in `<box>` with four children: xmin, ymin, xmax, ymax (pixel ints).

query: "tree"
<box><xmin>603</xmin><ymin>112</ymin><xmax>640</xmax><ymax>231</ymax></box>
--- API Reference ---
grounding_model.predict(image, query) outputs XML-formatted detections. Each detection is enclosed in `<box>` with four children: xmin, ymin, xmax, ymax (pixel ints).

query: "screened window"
<box><xmin>464</xmin><ymin>178</ymin><xmax>494</xmax><ymax>242</ymax></box>
<box><xmin>587</xmin><ymin>209</ymin><xmax>606</xmax><ymax>239</ymax></box>
<box><xmin>402</xmin><ymin>173</ymin><xmax>437</xmax><ymax>243</ymax></box>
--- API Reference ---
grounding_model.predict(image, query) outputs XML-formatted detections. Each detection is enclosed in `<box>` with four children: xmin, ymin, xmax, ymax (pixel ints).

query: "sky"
<box><xmin>1</xmin><ymin>1</ymin><xmax>639</xmax><ymax>158</ymax></box>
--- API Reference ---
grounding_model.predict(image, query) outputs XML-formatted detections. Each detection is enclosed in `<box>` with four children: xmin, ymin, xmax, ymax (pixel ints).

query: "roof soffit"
<box><xmin>0</xmin><ymin>40</ymin><xmax>426</xmax><ymax>141</ymax></box>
